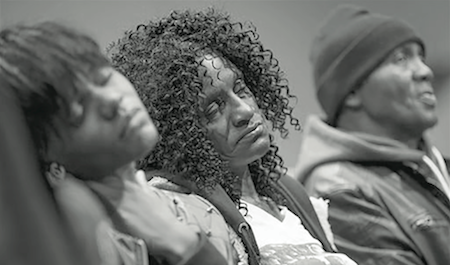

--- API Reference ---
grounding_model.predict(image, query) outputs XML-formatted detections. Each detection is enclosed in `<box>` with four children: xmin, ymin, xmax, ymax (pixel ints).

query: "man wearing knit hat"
<box><xmin>294</xmin><ymin>4</ymin><xmax>450</xmax><ymax>265</ymax></box>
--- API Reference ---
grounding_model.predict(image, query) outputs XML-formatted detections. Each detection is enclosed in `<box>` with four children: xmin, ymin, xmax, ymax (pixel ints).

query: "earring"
<box><xmin>45</xmin><ymin>162</ymin><xmax>66</xmax><ymax>187</ymax></box>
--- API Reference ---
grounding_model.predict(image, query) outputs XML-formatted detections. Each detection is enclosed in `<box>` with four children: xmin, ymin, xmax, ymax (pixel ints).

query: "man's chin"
<box><xmin>419</xmin><ymin>114</ymin><xmax>438</xmax><ymax>132</ymax></box>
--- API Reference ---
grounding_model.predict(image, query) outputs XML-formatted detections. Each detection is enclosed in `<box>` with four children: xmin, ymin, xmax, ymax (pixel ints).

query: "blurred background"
<box><xmin>1</xmin><ymin>0</ymin><xmax>448</xmax><ymax>172</ymax></box>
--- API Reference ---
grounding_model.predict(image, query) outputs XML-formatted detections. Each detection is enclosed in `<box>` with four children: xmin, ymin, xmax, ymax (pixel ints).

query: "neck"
<box><xmin>112</xmin><ymin>162</ymin><xmax>137</xmax><ymax>180</ymax></box>
<box><xmin>338</xmin><ymin>112</ymin><xmax>422</xmax><ymax>149</ymax></box>
<box><xmin>230</xmin><ymin>165</ymin><xmax>259</xmax><ymax>200</ymax></box>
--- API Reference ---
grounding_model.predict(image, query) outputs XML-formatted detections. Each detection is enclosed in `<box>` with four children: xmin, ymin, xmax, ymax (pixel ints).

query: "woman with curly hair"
<box><xmin>0</xmin><ymin>21</ymin><xmax>231</xmax><ymax>265</ymax></box>
<box><xmin>110</xmin><ymin>8</ymin><xmax>357</xmax><ymax>265</ymax></box>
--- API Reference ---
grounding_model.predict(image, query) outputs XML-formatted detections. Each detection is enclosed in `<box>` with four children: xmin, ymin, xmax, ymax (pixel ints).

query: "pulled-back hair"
<box><xmin>0</xmin><ymin>22</ymin><xmax>109</xmax><ymax>170</ymax></box>
<box><xmin>110</xmin><ymin>8</ymin><xmax>300</xmax><ymax>203</ymax></box>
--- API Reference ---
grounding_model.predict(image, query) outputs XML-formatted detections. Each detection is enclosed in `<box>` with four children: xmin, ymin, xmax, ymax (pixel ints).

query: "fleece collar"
<box><xmin>294</xmin><ymin>115</ymin><xmax>433</xmax><ymax>182</ymax></box>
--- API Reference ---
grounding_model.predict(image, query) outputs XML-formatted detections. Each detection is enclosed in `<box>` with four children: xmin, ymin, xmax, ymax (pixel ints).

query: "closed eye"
<box><xmin>204</xmin><ymin>100</ymin><xmax>223</xmax><ymax>121</ymax></box>
<box><xmin>92</xmin><ymin>68</ymin><xmax>113</xmax><ymax>86</ymax></box>
<box><xmin>392</xmin><ymin>51</ymin><xmax>407</xmax><ymax>64</ymax></box>
<box><xmin>206</xmin><ymin>102</ymin><xmax>219</xmax><ymax>115</ymax></box>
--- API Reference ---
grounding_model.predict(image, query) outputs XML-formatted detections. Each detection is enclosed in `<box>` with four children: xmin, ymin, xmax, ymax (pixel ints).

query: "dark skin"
<box><xmin>337</xmin><ymin>42</ymin><xmax>437</xmax><ymax>149</ymax></box>
<box><xmin>199</xmin><ymin>54</ymin><xmax>283</xmax><ymax>220</ymax></box>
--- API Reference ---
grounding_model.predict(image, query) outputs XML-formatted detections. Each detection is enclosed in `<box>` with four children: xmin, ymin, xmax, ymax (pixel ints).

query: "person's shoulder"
<box><xmin>148</xmin><ymin>175</ymin><xmax>192</xmax><ymax>193</ymax></box>
<box><xmin>147</xmin><ymin>176</ymin><xmax>221</xmax><ymax>215</ymax></box>
<box><xmin>305</xmin><ymin>161</ymin><xmax>368</xmax><ymax>196</ymax></box>
<box><xmin>55</xmin><ymin>176</ymin><xmax>109</xmax><ymax>219</ymax></box>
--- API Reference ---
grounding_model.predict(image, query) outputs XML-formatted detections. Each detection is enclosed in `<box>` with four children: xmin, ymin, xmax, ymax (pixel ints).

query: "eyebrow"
<box><xmin>200</xmin><ymin>64</ymin><xmax>243</xmax><ymax>108</ymax></box>
<box><xmin>396</xmin><ymin>43</ymin><xmax>424</xmax><ymax>56</ymax></box>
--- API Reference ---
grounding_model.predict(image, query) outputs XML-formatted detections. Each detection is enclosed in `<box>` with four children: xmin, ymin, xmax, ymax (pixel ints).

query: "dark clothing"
<box><xmin>295</xmin><ymin>116</ymin><xmax>450</xmax><ymax>265</ymax></box>
<box><xmin>0</xmin><ymin>88</ymin><xmax>88</xmax><ymax>265</ymax></box>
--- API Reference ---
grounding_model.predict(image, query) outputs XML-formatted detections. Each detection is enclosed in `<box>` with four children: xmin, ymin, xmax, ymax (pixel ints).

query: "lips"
<box><xmin>419</xmin><ymin>91</ymin><xmax>437</xmax><ymax>107</ymax></box>
<box><xmin>237</xmin><ymin>122</ymin><xmax>263</xmax><ymax>144</ymax></box>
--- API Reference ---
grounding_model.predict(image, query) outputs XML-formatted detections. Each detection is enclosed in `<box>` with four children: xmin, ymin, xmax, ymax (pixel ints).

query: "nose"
<box><xmin>230</xmin><ymin>97</ymin><xmax>254</xmax><ymax>128</ymax></box>
<box><xmin>95</xmin><ymin>90</ymin><xmax>124</xmax><ymax>120</ymax></box>
<box><xmin>412</xmin><ymin>58</ymin><xmax>434</xmax><ymax>82</ymax></box>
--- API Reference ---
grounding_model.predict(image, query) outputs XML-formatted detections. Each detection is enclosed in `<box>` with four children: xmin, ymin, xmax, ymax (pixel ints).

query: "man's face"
<box><xmin>198</xmin><ymin>54</ymin><xmax>271</xmax><ymax>168</ymax></box>
<box><xmin>357</xmin><ymin>42</ymin><xmax>438</xmax><ymax>137</ymax></box>
<box><xmin>47</xmin><ymin>67</ymin><xmax>158</xmax><ymax>178</ymax></box>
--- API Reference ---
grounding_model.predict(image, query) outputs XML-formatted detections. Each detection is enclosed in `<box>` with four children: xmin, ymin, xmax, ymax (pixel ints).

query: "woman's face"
<box><xmin>198</xmin><ymin>55</ymin><xmax>271</xmax><ymax>169</ymax></box>
<box><xmin>47</xmin><ymin>67</ymin><xmax>158</xmax><ymax>179</ymax></box>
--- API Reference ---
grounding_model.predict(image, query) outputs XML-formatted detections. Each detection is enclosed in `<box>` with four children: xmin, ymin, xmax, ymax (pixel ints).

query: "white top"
<box><xmin>240</xmin><ymin>200</ymin><xmax>357</xmax><ymax>265</ymax></box>
<box><xmin>241</xmin><ymin>201</ymin><xmax>321</xmax><ymax>247</ymax></box>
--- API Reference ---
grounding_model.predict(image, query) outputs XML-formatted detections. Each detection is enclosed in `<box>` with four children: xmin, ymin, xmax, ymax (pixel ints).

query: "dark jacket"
<box><xmin>295</xmin><ymin>116</ymin><xmax>450</xmax><ymax>265</ymax></box>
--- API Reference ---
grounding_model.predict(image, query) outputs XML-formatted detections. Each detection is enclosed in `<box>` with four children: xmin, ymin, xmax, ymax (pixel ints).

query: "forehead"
<box><xmin>198</xmin><ymin>55</ymin><xmax>241</xmax><ymax>87</ymax></box>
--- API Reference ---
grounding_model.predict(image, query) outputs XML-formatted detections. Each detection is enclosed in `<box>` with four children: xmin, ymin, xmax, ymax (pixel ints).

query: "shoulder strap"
<box><xmin>195</xmin><ymin>187</ymin><xmax>261</xmax><ymax>265</ymax></box>
<box><xmin>168</xmin><ymin>174</ymin><xmax>261</xmax><ymax>265</ymax></box>
<box><xmin>274</xmin><ymin>176</ymin><xmax>335</xmax><ymax>252</ymax></box>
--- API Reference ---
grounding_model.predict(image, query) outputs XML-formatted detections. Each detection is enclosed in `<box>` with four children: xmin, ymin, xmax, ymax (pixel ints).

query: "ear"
<box><xmin>45</xmin><ymin>162</ymin><xmax>67</xmax><ymax>188</ymax></box>
<box><xmin>342</xmin><ymin>90</ymin><xmax>362</xmax><ymax>109</ymax></box>
<box><xmin>43</xmin><ymin>130</ymin><xmax>66</xmax><ymax>171</ymax></box>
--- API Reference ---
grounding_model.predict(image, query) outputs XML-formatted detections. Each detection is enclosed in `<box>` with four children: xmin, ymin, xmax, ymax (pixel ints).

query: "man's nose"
<box><xmin>413</xmin><ymin>58</ymin><xmax>434</xmax><ymax>82</ymax></box>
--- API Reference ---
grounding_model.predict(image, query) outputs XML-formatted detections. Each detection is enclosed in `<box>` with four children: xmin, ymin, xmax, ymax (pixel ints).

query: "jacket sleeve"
<box><xmin>303</xmin><ymin>166</ymin><xmax>425</xmax><ymax>265</ymax></box>
<box><xmin>147</xmin><ymin>231</ymin><xmax>228</xmax><ymax>265</ymax></box>
<box><xmin>174</xmin><ymin>231</ymin><xmax>229</xmax><ymax>265</ymax></box>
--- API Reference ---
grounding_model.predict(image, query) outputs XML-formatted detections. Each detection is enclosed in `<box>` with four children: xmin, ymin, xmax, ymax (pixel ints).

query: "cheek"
<box><xmin>69</xmin><ymin>135</ymin><xmax>112</xmax><ymax>157</ymax></box>
<box><xmin>68</xmin><ymin>120</ymin><xmax>117</xmax><ymax>156</ymax></box>
<box><xmin>364</xmin><ymin>74</ymin><xmax>406</xmax><ymax>108</ymax></box>
<box><xmin>205</xmin><ymin>124</ymin><xmax>229</xmax><ymax>153</ymax></box>
<box><xmin>382</xmin><ymin>82</ymin><xmax>413</xmax><ymax>111</ymax></box>
<box><xmin>371</xmin><ymin>68</ymin><xmax>412</xmax><ymax>99</ymax></box>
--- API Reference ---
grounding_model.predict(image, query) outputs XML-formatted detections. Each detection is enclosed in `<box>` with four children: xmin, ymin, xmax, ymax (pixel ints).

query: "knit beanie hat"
<box><xmin>310</xmin><ymin>5</ymin><xmax>424</xmax><ymax>124</ymax></box>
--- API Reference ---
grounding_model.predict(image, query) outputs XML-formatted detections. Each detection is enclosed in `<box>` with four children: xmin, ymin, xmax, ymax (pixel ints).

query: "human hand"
<box><xmin>87</xmin><ymin>168</ymin><xmax>200</xmax><ymax>264</ymax></box>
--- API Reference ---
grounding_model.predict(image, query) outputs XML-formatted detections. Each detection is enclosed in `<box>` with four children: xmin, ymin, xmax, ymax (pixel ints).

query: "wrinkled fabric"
<box><xmin>240</xmin><ymin>201</ymin><xmax>357</xmax><ymax>265</ymax></box>
<box><xmin>149</xmin><ymin>177</ymin><xmax>243</xmax><ymax>265</ymax></box>
<box><xmin>54</xmin><ymin>176</ymin><xmax>147</xmax><ymax>265</ymax></box>
<box><xmin>294</xmin><ymin>116</ymin><xmax>450</xmax><ymax>265</ymax></box>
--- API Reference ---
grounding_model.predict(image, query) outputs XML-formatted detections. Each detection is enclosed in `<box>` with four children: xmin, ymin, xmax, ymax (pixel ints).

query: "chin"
<box><xmin>423</xmin><ymin>117</ymin><xmax>438</xmax><ymax>131</ymax></box>
<box><xmin>420</xmin><ymin>112</ymin><xmax>439</xmax><ymax>130</ymax></box>
<box><xmin>137</xmin><ymin>124</ymin><xmax>159</xmax><ymax>152</ymax></box>
<box><xmin>246</xmin><ymin>138</ymin><xmax>271</xmax><ymax>162</ymax></box>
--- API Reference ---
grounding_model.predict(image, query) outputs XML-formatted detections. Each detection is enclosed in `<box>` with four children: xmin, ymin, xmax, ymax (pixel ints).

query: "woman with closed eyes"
<box><xmin>110</xmin><ymin>8</ymin><xmax>358</xmax><ymax>265</ymax></box>
<box><xmin>0</xmin><ymin>21</ymin><xmax>230</xmax><ymax>265</ymax></box>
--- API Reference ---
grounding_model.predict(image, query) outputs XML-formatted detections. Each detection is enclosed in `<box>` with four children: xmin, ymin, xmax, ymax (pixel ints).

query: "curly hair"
<box><xmin>109</xmin><ymin>8</ymin><xmax>301</xmax><ymax>203</ymax></box>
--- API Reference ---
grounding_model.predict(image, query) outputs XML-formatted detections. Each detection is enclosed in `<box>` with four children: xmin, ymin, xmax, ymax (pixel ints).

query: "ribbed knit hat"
<box><xmin>310</xmin><ymin>5</ymin><xmax>424</xmax><ymax>124</ymax></box>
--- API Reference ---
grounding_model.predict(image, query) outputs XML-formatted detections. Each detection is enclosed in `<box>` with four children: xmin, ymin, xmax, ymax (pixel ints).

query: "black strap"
<box><xmin>167</xmin><ymin>175</ymin><xmax>261</xmax><ymax>265</ymax></box>
<box><xmin>443</xmin><ymin>157</ymin><xmax>450</xmax><ymax>174</ymax></box>
<box><xmin>194</xmin><ymin>188</ymin><xmax>261</xmax><ymax>265</ymax></box>
<box><xmin>391</xmin><ymin>164</ymin><xmax>450</xmax><ymax>209</ymax></box>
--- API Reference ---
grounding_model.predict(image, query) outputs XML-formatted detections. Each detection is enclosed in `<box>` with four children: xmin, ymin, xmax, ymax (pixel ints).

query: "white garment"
<box><xmin>240</xmin><ymin>200</ymin><xmax>357</xmax><ymax>265</ymax></box>
<box><xmin>309</xmin><ymin>197</ymin><xmax>336</xmax><ymax>250</ymax></box>
<box><xmin>240</xmin><ymin>200</ymin><xmax>321</xmax><ymax>247</ymax></box>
